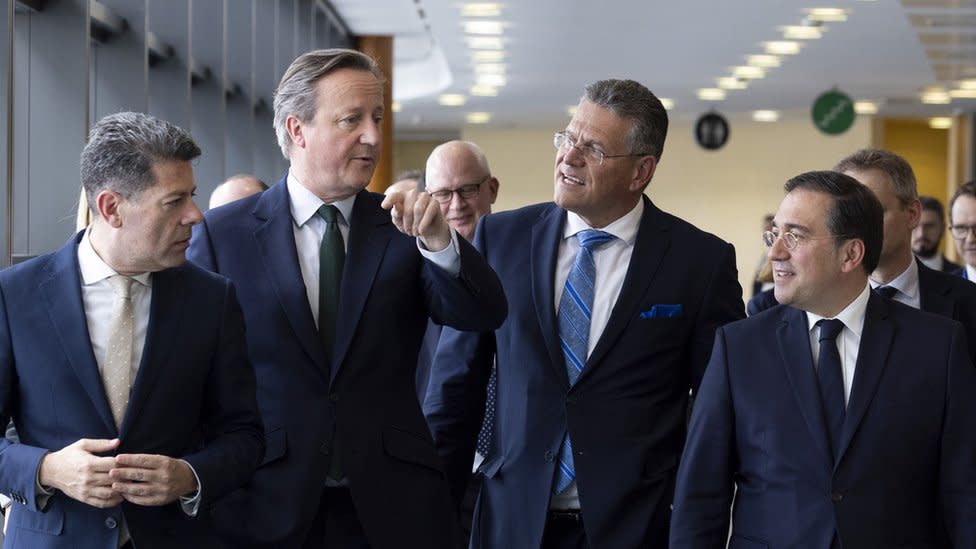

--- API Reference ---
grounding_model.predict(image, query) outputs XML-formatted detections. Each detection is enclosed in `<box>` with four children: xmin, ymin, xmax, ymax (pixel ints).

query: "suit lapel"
<box><xmin>583</xmin><ymin>197</ymin><xmax>669</xmax><ymax>375</ymax></box>
<box><xmin>835</xmin><ymin>294</ymin><xmax>892</xmax><ymax>466</ymax></box>
<box><xmin>777</xmin><ymin>306</ymin><xmax>833</xmax><ymax>463</ymax></box>
<box><xmin>252</xmin><ymin>182</ymin><xmax>329</xmax><ymax>378</ymax></box>
<box><xmin>917</xmin><ymin>260</ymin><xmax>954</xmax><ymax>317</ymax></box>
<box><xmin>331</xmin><ymin>191</ymin><xmax>393</xmax><ymax>384</ymax></box>
<box><xmin>40</xmin><ymin>235</ymin><xmax>117</xmax><ymax>433</ymax></box>
<box><xmin>530</xmin><ymin>205</ymin><xmax>569</xmax><ymax>386</ymax></box>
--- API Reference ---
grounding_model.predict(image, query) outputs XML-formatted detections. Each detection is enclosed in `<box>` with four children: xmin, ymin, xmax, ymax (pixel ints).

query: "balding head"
<box><xmin>209</xmin><ymin>174</ymin><xmax>268</xmax><ymax>209</ymax></box>
<box><xmin>425</xmin><ymin>140</ymin><xmax>499</xmax><ymax>241</ymax></box>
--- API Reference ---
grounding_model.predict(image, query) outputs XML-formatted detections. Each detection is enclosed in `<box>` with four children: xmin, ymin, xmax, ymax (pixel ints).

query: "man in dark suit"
<box><xmin>914</xmin><ymin>195</ymin><xmax>961</xmax><ymax>272</ymax></box>
<box><xmin>948</xmin><ymin>181</ymin><xmax>976</xmax><ymax>281</ymax></box>
<box><xmin>187</xmin><ymin>49</ymin><xmax>506</xmax><ymax>549</ymax></box>
<box><xmin>424</xmin><ymin>79</ymin><xmax>744</xmax><ymax>548</ymax></box>
<box><xmin>671</xmin><ymin>170</ymin><xmax>976</xmax><ymax>548</ymax></box>
<box><xmin>0</xmin><ymin>112</ymin><xmax>264</xmax><ymax>548</ymax></box>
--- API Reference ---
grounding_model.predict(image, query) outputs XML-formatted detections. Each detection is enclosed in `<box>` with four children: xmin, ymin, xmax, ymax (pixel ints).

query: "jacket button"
<box><xmin>320</xmin><ymin>443</ymin><xmax>331</xmax><ymax>456</ymax></box>
<box><xmin>105</xmin><ymin>517</ymin><xmax>118</xmax><ymax>529</ymax></box>
<box><xmin>544</xmin><ymin>450</ymin><xmax>554</xmax><ymax>462</ymax></box>
<box><xmin>831</xmin><ymin>492</ymin><xmax>843</xmax><ymax>502</ymax></box>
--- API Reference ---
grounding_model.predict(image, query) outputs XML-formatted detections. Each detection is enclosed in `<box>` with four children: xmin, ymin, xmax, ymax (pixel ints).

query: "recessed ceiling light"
<box><xmin>717</xmin><ymin>76</ymin><xmax>748</xmax><ymax>90</ymax></box>
<box><xmin>697</xmin><ymin>88</ymin><xmax>726</xmax><ymax>101</ymax></box>
<box><xmin>806</xmin><ymin>8</ymin><xmax>848</xmax><ymax>22</ymax></box>
<box><xmin>733</xmin><ymin>66</ymin><xmax>765</xmax><ymax>79</ymax></box>
<box><xmin>463</xmin><ymin>21</ymin><xmax>505</xmax><ymax>35</ymax></box>
<box><xmin>949</xmin><ymin>89</ymin><xmax>976</xmax><ymax>99</ymax></box>
<box><xmin>854</xmin><ymin>101</ymin><xmax>878</xmax><ymax>114</ymax></box>
<box><xmin>470</xmin><ymin>84</ymin><xmax>499</xmax><ymax>97</ymax></box>
<box><xmin>476</xmin><ymin>73</ymin><xmax>506</xmax><ymax>87</ymax></box>
<box><xmin>659</xmin><ymin>98</ymin><xmax>674</xmax><ymax>110</ymax></box>
<box><xmin>764</xmin><ymin>41</ymin><xmax>802</xmax><ymax>55</ymax></box>
<box><xmin>474</xmin><ymin>63</ymin><xmax>506</xmax><ymax>75</ymax></box>
<box><xmin>781</xmin><ymin>25</ymin><xmax>823</xmax><ymax>40</ymax></box>
<box><xmin>466</xmin><ymin>112</ymin><xmax>492</xmax><ymax>124</ymax></box>
<box><xmin>929</xmin><ymin>117</ymin><xmax>952</xmax><ymax>129</ymax></box>
<box><xmin>752</xmin><ymin>110</ymin><xmax>779</xmax><ymax>122</ymax></box>
<box><xmin>472</xmin><ymin>50</ymin><xmax>505</xmax><ymax>62</ymax></box>
<box><xmin>439</xmin><ymin>94</ymin><xmax>467</xmax><ymax>106</ymax></box>
<box><xmin>921</xmin><ymin>89</ymin><xmax>951</xmax><ymax>104</ymax></box>
<box><xmin>747</xmin><ymin>54</ymin><xmax>780</xmax><ymax>68</ymax></box>
<box><xmin>391</xmin><ymin>102</ymin><xmax>402</xmax><ymax>113</ymax></box>
<box><xmin>957</xmin><ymin>79</ymin><xmax>976</xmax><ymax>90</ymax></box>
<box><xmin>466</xmin><ymin>36</ymin><xmax>504</xmax><ymax>50</ymax></box>
<box><xmin>460</xmin><ymin>3</ymin><xmax>502</xmax><ymax>17</ymax></box>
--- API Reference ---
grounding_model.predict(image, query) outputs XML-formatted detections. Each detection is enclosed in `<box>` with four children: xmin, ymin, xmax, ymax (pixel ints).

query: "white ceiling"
<box><xmin>332</xmin><ymin>0</ymin><xmax>976</xmax><ymax>136</ymax></box>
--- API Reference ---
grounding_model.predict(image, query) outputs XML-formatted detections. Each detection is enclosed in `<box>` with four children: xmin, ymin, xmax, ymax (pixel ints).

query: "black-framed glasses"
<box><xmin>553</xmin><ymin>131</ymin><xmax>649</xmax><ymax>165</ymax></box>
<box><xmin>428</xmin><ymin>175</ymin><xmax>489</xmax><ymax>204</ymax></box>
<box><xmin>950</xmin><ymin>224</ymin><xmax>976</xmax><ymax>240</ymax></box>
<box><xmin>762</xmin><ymin>230</ymin><xmax>853</xmax><ymax>250</ymax></box>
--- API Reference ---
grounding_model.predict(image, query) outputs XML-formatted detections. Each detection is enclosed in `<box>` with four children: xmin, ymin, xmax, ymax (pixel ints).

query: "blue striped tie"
<box><xmin>553</xmin><ymin>229</ymin><xmax>615</xmax><ymax>494</ymax></box>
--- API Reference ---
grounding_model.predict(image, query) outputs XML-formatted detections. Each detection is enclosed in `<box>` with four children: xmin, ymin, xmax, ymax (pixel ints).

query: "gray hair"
<box><xmin>582</xmin><ymin>79</ymin><xmax>669</xmax><ymax>161</ymax></box>
<box><xmin>81</xmin><ymin>111</ymin><xmax>201</xmax><ymax>214</ymax></box>
<box><xmin>273</xmin><ymin>48</ymin><xmax>384</xmax><ymax>159</ymax></box>
<box><xmin>833</xmin><ymin>148</ymin><xmax>918</xmax><ymax>205</ymax></box>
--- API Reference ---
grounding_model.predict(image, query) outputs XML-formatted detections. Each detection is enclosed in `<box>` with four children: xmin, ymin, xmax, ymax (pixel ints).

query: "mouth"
<box><xmin>559</xmin><ymin>171</ymin><xmax>584</xmax><ymax>186</ymax></box>
<box><xmin>772</xmin><ymin>264</ymin><xmax>795</xmax><ymax>280</ymax></box>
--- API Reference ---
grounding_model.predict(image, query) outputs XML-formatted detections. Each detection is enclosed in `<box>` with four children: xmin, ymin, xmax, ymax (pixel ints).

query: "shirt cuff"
<box><xmin>34</xmin><ymin>461</ymin><xmax>54</xmax><ymax>510</ymax></box>
<box><xmin>417</xmin><ymin>228</ymin><xmax>461</xmax><ymax>277</ymax></box>
<box><xmin>178</xmin><ymin>460</ymin><xmax>202</xmax><ymax>517</ymax></box>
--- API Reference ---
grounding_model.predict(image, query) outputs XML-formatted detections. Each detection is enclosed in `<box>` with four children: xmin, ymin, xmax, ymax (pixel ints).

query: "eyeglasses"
<box><xmin>762</xmin><ymin>230</ymin><xmax>853</xmax><ymax>250</ymax></box>
<box><xmin>428</xmin><ymin>175</ymin><xmax>489</xmax><ymax>204</ymax></box>
<box><xmin>553</xmin><ymin>131</ymin><xmax>649</xmax><ymax>166</ymax></box>
<box><xmin>950</xmin><ymin>224</ymin><xmax>976</xmax><ymax>240</ymax></box>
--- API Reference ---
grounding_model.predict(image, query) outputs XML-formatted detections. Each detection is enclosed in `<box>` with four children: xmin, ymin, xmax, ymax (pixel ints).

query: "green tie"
<box><xmin>317</xmin><ymin>204</ymin><xmax>345</xmax><ymax>481</ymax></box>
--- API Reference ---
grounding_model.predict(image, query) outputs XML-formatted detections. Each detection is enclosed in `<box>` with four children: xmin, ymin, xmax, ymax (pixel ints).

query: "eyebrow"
<box><xmin>773</xmin><ymin>222</ymin><xmax>811</xmax><ymax>234</ymax></box>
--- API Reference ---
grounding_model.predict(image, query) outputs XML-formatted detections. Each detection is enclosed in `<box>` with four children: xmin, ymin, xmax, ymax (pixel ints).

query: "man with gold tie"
<box><xmin>0</xmin><ymin>111</ymin><xmax>264</xmax><ymax>548</ymax></box>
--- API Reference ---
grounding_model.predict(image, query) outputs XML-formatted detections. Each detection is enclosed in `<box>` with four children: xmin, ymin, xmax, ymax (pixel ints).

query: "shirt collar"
<box><xmin>287</xmin><ymin>171</ymin><xmax>356</xmax><ymax>228</ymax></box>
<box><xmin>806</xmin><ymin>282</ymin><xmax>871</xmax><ymax>340</ymax></box>
<box><xmin>77</xmin><ymin>229</ymin><xmax>152</xmax><ymax>288</ymax></box>
<box><xmin>563</xmin><ymin>198</ymin><xmax>643</xmax><ymax>245</ymax></box>
<box><xmin>869</xmin><ymin>258</ymin><xmax>919</xmax><ymax>300</ymax></box>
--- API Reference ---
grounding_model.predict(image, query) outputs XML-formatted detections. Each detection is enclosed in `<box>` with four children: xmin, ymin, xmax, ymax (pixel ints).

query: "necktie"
<box><xmin>476</xmin><ymin>366</ymin><xmax>497</xmax><ymax>458</ymax></box>
<box><xmin>553</xmin><ymin>229</ymin><xmax>615</xmax><ymax>494</ymax></box>
<box><xmin>816</xmin><ymin>318</ymin><xmax>846</xmax><ymax>459</ymax></box>
<box><xmin>317</xmin><ymin>205</ymin><xmax>345</xmax><ymax>480</ymax></box>
<box><xmin>104</xmin><ymin>275</ymin><xmax>135</xmax><ymax>429</ymax></box>
<box><xmin>874</xmin><ymin>285</ymin><xmax>897</xmax><ymax>300</ymax></box>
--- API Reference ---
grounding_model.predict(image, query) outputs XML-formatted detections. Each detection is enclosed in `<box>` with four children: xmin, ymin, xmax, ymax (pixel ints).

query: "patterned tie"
<box><xmin>816</xmin><ymin>318</ymin><xmax>846</xmax><ymax>459</ymax></box>
<box><xmin>553</xmin><ymin>229</ymin><xmax>615</xmax><ymax>494</ymax></box>
<box><xmin>874</xmin><ymin>285</ymin><xmax>897</xmax><ymax>300</ymax></box>
<box><xmin>476</xmin><ymin>365</ymin><xmax>497</xmax><ymax>458</ymax></box>
<box><xmin>104</xmin><ymin>275</ymin><xmax>134</xmax><ymax>429</ymax></box>
<box><xmin>317</xmin><ymin>205</ymin><xmax>345</xmax><ymax>480</ymax></box>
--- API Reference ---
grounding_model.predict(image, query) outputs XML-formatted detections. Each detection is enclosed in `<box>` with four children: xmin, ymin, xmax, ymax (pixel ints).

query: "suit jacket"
<box><xmin>0</xmin><ymin>233</ymin><xmax>264</xmax><ymax>549</ymax></box>
<box><xmin>939</xmin><ymin>255</ymin><xmax>962</xmax><ymax>273</ymax></box>
<box><xmin>415</xmin><ymin>320</ymin><xmax>442</xmax><ymax>403</ymax></box>
<box><xmin>187</xmin><ymin>179</ymin><xmax>507</xmax><ymax>548</ymax></box>
<box><xmin>671</xmin><ymin>295</ymin><xmax>976</xmax><ymax>548</ymax></box>
<box><xmin>749</xmin><ymin>261</ymin><xmax>976</xmax><ymax>363</ymax></box>
<box><xmin>424</xmin><ymin>197</ymin><xmax>745</xmax><ymax>548</ymax></box>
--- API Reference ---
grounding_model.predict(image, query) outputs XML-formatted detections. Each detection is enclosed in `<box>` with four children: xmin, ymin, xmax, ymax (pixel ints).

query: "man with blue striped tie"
<box><xmin>424</xmin><ymin>79</ymin><xmax>745</xmax><ymax>548</ymax></box>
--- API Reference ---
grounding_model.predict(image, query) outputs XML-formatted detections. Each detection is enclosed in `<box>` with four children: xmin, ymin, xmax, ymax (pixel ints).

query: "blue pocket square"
<box><xmin>640</xmin><ymin>304</ymin><xmax>683</xmax><ymax>319</ymax></box>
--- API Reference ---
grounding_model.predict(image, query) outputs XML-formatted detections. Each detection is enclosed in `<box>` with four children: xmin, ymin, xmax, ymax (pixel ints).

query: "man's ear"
<box><xmin>285</xmin><ymin>114</ymin><xmax>305</xmax><ymax>149</ymax></box>
<box><xmin>95</xmin><ymin>189</ymin><xmax>125</xmax><ymax>228</ymax></box>
<box><xmin>630</xmin><ymin>155</ymin><xmax>657</xmax><ymax>192</ymax></box>
<box><xmin>839</xmin><ymin>238</ymin><xmax>866</xmax><ymax>274</ymax></box>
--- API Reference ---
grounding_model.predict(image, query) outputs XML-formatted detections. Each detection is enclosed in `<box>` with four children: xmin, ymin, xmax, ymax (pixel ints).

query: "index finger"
<box><xmin>115</xmin><ymin>453</ymin><xmax>165</xmax><ymax>469</ymax></box>
<box><xmin>380</xmin><ymin>190</ymin><xmax>403</xmax><ymax>210</ymax></box>
<box><xmin>88</xmin><ymin>455</ymin><xmax>121</xmax><ymax>472</ymax></box>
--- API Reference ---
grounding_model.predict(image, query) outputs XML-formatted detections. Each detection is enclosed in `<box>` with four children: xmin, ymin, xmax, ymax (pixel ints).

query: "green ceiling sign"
<box><xmin>811</xmin><ymin>90</ymin><xmax>855</xmax><ymax>135</ymax></box>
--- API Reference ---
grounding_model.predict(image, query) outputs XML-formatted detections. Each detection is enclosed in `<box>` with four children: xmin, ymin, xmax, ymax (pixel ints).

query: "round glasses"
<box><xmin>553</xmin><ymin>131</ymin><xmax>648</xmax><ymax>166</ymax></box>
<box><xmin>950</xmin><ymin>224</ymin><xmax>976</xmax><ymax>240</ymax></box>
<box><xmin>762</xmin><ymin>230</ymin><xmax>852</xmax><ymax>250</ymax></box>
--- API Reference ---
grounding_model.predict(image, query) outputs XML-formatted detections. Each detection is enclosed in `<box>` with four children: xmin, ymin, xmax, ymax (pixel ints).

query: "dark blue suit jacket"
<box><xmin>0</xmin><ymin>233</ymin><xmax>264</xmax><ymax>549</ymax></box>
<box><xmin>187</xmin><ymin>179</ymin><xmax>506</xmax><ymax>548</ymax></box>
<box><xmin>424</xmin><ymin>197</ymin><xmax>744</xmax><ymax>548</ymax></box>
<box><xmin>671</xmin><ymin>295</ymin><xmax>976</xmax><ymax>548</ymax></box>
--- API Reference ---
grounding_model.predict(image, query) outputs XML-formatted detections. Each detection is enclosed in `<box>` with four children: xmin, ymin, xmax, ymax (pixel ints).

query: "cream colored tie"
<box><xmin>104</xmin><ymin>275</ymin><xmax>134</xmax><ymax>429</ymax></box>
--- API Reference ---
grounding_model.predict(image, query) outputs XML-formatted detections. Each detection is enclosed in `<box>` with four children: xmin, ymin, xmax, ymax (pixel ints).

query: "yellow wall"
<box><xmin>882</xmin><ymin>118</ymin><xmax>950</xmax><ymax>204</ymax></box>
<box><xmin>462</xmin><ymin>113</ymin><xmax>872</xmax><ymax>300</ymax></box>
<box><xmin>392</xmin><ymin>139</ymin><xmax>443</xmax><ymax>183</ymax></box>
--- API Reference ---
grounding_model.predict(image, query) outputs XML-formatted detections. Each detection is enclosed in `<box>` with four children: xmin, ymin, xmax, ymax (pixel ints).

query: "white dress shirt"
<box><xmin>805</xmin><ymin>283</ymin><xmax>871</xmax><ymax>406</ymax></box>
<box><xmin>869</xmin><ymin>259</ymin><xmax>920</xmax><ymax>310</ymax></box>
<box><xmin>966</xmin><ymin>264</ymin><xmax>976</xmax><ymax>283</ymax></box>
<box><xmin>550</xmin><ymin>199</ymin><xmax>643</xmax><ymax>510</ymax></box>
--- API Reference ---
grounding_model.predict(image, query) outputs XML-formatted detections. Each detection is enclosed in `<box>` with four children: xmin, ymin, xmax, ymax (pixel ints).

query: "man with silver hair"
<box><xmin>424</xmin><ymin>79</ymin><xmax>744</xmax><ymax>548</ymax></box>
<box><xmin>189</xmin><ymin>49</ymin><xmax>506</xmax><ymax>548</ymax></box>
<box><xmin>0</xmin><ymin>111</ymin><xmax>264</xmax><ymax>548</ymax></box>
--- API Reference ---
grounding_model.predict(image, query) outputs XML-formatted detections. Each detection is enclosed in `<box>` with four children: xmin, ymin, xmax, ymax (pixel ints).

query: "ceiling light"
<box><xmin>806</xmin><ymin>8</ymin><xmax>848</xmax><ymax>22</ymax></box>
<box><xmin>476</xmin><ymin>73</ymin><xmax>506</xmax><ymax>87</ymax></box>
<box><xmin>949</xmin><ymin>89</ymin><xmax>976</xmax><ymax>99</ymax></box>
<box><xmin>752</xmin><ymin>110</ymin><xmax>779</xmax><ymax>122</ymax></box>
<box><xmin>460</xmin><ymin>3</ymin><xmax>502</xmax><ymax>17</ymax></box>
<box><xmin>659</xmin><ymin>98</ymin><xmax>674</xmax><ymax>110</ymax></box>
<box><xmin>957</xmin><ymin>79</ymin><xmax>976</xmax><ymax>90</ymax></box>
<box><xmin>717</xmin><ymin>76</ymin><xmax>748</xmax><ymax>90</ymax></box>
<box><xmin>438</xmin><ymin>94</ymin><xmax>466</xmax><ymax>106</ymax></box>
<box><xmin>466</xmin><ymin>112</ymin><xmax>492</xmax><ymax>124</ymax></box>
<box><xmin>747</xmin><ymin>54</ymin><xmax>780</xmax><ymax>68</ymax></box>
<box><xmin>466</xmin><ymin>36</ymin><xmax>504</xmax><ymax>50</ymax></box>
<box><xmin>853</xmin><ymin>101</ymin><xmax>878</xmax><ymax>114</ymax></box>
<box><xmin>697</xmin><ymin>88</ymin><xmax>726</xmax><ymax>101</ymax></box>
<box><xmin>921</xmin><ymin>89</ymin><xmax>951</xmax><ymax>104</ymax></box>
<box><xmin>463</xmin><ymin>21</ymin><xmax>505</xmax><ymax>35</ymax></box>
<box><xmin>472</xmin><ymin>50</ymin><xmax>505</xmax><ymax>62</ymax></box>
<box><xmin>733</xmin><ymin>66</ymin><xmax>765</xmax><ymax>79</ymax></box>
<box><xmin>781</xmin><ymin>25</ymin><xmax>823</xmax><ymax>40</ymax></box>
<box><xmin>764</xmin><ymin>41</ymin><xmax>802</xmax><ymax>55</ymax></box>
<box><xmin>929</xmin><ymin>117</ymin><xmax>952</xmax><ymax>129</ymax></box>
<box><xmin>470</xmin><ymin>84</ymin><xmax>499</xmax><ymax>96</ymax></box>
<box><xmin>391</xmin><ymin>102</ymin><xmax>402</xmax><ymax>113</ymax></box>
<box><xmin>474</xmin><ymin>63</ymin><xmax>506</xmax><ymax>75</ymax></box>
<box><xmin>566</xmin><ymin>105</ymin><xmax>578</xmax><ymax>116</ymax></box>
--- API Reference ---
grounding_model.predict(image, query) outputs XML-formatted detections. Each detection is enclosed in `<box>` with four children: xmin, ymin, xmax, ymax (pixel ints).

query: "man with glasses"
<box><xmin>914</xmin><ymin>195</ymin><xmax>961</xmax><ymax>273</ymax></box>
<box><xmin>671</xmin><ymin>170</ymin><xmax>976</xmax><ymax>549</ymax></box>
<box><xmin>949</xmin><ymin>181</ymin><xmax>976</xmax><ymax>282</ymax></box>
<box><xmin>425</xmin><ymin>79</ymin><xmax>744</xmax><ymax>548</ymax></box>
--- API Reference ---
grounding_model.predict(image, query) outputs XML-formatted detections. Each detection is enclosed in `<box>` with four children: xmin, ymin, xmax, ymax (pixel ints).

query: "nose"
<box><xmin>361</xmin><ymin>119</ymin><xmax>381</xmax><ymax>147</ymax></box>
<box><xmin>449</xmin><ymin>190</ymin><xmax>467</xmax><ymax>210</ymax></box>
<box><xmin>185</xmin><ymin>199</ymin><xmax>204</xmax><ymax>226</ymax></box>
<box><xmin>562</xmin><ymin>142</ymin><xmax>585</xmax><ymax>165</ymax></box>
<box><xmin>767</xmin><ymin>235</ymin><xmax>789</xmax><ymax>261</ymax></box>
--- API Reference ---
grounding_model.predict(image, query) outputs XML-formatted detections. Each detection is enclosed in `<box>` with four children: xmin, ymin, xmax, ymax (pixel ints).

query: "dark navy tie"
<box><xmin>816</xmin><ymin>318</ymin><xmax>846</xmax><ymax>458</ymax></box>
<box><xmin>874</xmin><ymin>285</ymin><xmax>897</xmax><ymax>300</ymax></box>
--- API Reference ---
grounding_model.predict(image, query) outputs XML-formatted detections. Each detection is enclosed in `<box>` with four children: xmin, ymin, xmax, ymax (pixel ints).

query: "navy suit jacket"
<box><xmin>0</xmin><ymin>233</ymin><xmax>264</xmax><ymax>549</ymax></box>
<box><xmin>424</xmin><ymin>197</ymin><xmax>744</xmax><ymax>548</ymax></box>
<box><xmin>671</xmin><ymin>295</ymin><xmax>976</xmax><ymax>548</ymax></box>
<box><xmin>187</xmin><ymin>179</ymin><xmax>506</xmax><ymax>548</ymax></box>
